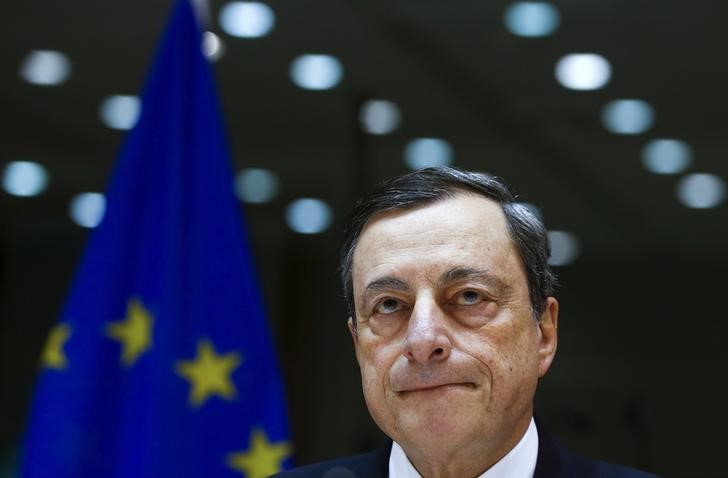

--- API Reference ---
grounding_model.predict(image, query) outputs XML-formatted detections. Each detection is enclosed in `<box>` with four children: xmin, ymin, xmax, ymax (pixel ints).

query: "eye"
<box><xmin>453</xmin><ymin>290</ymin><xmax>484</xmax><ymax>306</ymax></box>
<box><xmin>374</xmin><ymin>298</ymin><xmax>404</xmax><ymax>315</ymax></box>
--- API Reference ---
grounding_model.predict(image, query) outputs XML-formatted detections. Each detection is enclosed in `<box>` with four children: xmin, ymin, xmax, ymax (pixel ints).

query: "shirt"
<box><xmin>389</xmin><ymin>417</ymin><xmax>539</xmax><ymax>478</ymax></box>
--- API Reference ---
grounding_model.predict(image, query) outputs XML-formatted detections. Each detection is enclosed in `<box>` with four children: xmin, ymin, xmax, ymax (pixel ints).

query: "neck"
<box><xmin>400</xmin><ymin>415</ymin><xmax>533</xmax><ymax>478</ymax></box>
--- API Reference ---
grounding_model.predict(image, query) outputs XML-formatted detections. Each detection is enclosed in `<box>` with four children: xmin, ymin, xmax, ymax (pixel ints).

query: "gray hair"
<box><xmin>340</xmin><ymin>167</ymin><xmax>557</xmax><ymax>320</ymax></box>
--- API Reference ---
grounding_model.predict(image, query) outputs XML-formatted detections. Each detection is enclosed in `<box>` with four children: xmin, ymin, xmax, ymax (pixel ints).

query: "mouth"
<box><xmin>396</xmin><ymin>382</ymin><xmax>476</xmax><ymax>394</ymax></box>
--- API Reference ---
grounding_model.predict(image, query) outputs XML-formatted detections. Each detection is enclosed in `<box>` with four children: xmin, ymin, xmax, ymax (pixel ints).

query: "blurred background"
<box><xmin>2</xmin><ymin>1</ymin><xmax>727</xmax><ymax>476</ymax></box>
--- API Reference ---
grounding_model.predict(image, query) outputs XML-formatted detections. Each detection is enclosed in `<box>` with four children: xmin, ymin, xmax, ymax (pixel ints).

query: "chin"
<box><xmin>398</xmin><ymin>404</ymin><xmax>477</xmax><ymax>442</ymax></box>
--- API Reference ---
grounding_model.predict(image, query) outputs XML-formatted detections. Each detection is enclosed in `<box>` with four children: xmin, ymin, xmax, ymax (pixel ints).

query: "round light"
<box><xmin>19</xmin><ymin>50</ymin><xmax>72</xmax><ymax>86</ymax></box>
<box><xmin>503</xmin><ymin>2</ymin><xmax>560</xmax><ymax>37</ymax></box>
<box><xmin>219</xmin><ymin>1</ymin><xmax>275</xmax><ymax>38</ymax></box>
<box><xmin>641</xmin><ymin>139</ymin><xmax>692</xmax><ymax>175</ymax></box>
<box><xmin>677</xmin><ymin>174</ymin><xmax>726</xmax><ymax>209</ymax></box>
<box><xmin>2</xmin><ymin>161</ymin><xmax>49</xmax><ymax>197</ymax></box>
<box><xmin>285</xmin><ymin>198</ymin><xmax>332</xmax><ymax>234</ymax></box>
<box><xmin>548</xmin><ymin>230</ymin><xmax>580</xmax><ymax>266</ymax></box>
<box><xmin>99</xmin><ymin>95</ymin><xmax>141</xmax><ymax>130</ymax></box>
<box><xmin>69</xmin><ymin>193</ymin><xmax>106</xmax><ymax>228</ymax></box>
<box><xmin>202</xmin><ymin>31</ymin><xmax>225</xmax><ymax>62</ymax></box>
<box><xmin>601</xmin><ymin>99</ymin><xmax>655</xmax><ymax>135</ymax></box>
<box><xmin>290</xmin><ymin>54</ymin><xmax>343</xmax><ymax>91</ymax></box>
<box><xmin>236</xmin><ymin>168</ymin><xmax>279</xmax><ymax>203</ymax></box>
<box><xmin>359</xmin><ymin>100</ymin><xmax>402</xmax><ymax>135</ymax></box>
<box><xmin>555</xmin><ymin>54</ymin><xmax>611</xmax><ymax>91</ymax></box>
<box><xmin>403</xmin><ymin>138</ymin><xmax>454</xmax><ymax>170</ymax></box>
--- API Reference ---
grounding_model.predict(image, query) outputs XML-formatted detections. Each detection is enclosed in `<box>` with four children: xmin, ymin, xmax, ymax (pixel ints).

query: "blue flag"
<box><xmin>21</xmin><ymin>1</ymin><xmax>292</xmax><ymax>476</ymax></box>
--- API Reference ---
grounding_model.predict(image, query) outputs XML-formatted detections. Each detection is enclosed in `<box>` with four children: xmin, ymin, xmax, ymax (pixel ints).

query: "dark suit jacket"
<box><xmin>271</xmin><ymin>426</ymin><xmax>660</xmax><ymax>478</ymax></box>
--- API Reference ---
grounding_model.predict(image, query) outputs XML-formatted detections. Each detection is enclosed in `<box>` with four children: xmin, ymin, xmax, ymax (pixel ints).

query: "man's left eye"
<box><xmin>454</xmin><ymin>290</ymin><xmax>483</xmax><ymax>305</ymax></box>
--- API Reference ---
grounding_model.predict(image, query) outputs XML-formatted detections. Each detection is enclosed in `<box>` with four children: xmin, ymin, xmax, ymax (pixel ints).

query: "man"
<box><xmin>275</xmin><ymin>167</ymin><xmax>658</xmax><ymax>478</ymax></box>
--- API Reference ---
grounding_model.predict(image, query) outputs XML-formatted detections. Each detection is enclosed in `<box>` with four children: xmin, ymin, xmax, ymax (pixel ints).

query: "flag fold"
<box><xmin>22</xmin><ymin>1</ymin><xmax>291</xmax><ymax>476</ymax></box>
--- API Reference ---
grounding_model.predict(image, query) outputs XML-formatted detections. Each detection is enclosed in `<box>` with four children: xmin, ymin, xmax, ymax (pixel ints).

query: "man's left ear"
<box><xmin>537</xmin><ymin>297</ymin><xmax>559</xmax><ymax>377</ymax></box>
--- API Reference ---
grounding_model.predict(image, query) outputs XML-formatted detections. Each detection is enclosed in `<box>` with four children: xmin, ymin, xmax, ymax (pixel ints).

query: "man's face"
<box><xmin>349</xmin><ymin>193</ymin><xmax>558</xmax><ymax>462</ymax></box>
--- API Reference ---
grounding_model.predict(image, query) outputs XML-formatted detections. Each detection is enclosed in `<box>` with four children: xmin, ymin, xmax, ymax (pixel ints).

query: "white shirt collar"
<box><xmin>388</xmin><ymin>417</ymin><xmax>539</xmax><ymax>478</ymax></box>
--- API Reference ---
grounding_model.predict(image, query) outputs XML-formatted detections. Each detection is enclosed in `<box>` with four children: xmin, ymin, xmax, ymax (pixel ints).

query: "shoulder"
<box><xmin>553</xmin><ymin>449</ymin><xmax>660</xmax><ymax>478</ymax></box>
<box><xmin>535</xmin><ymin>424</ymin><xmax>661</xmax><ymax>478</ymax></box>
<box><xmin>271</xmin><ymin>445</ymin><xmax>390</xmax><ymax>478</ymax></box>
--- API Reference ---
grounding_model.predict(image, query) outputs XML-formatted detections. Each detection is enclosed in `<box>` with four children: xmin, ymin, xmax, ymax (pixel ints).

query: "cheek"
<box><xmin>485</xmin><ymin>325</ymin><xmax>541</xmax><ymax>398</ymax></box>
<box><xmin>466</xmin><ymin>321</ymin><xmax>539</xmax><ymax>382</ymax></box>
<box><xmin>359</xmin><ymin>361</ymin><xmax>382</xmax><ymax>394</ymax></box>
<box><xmin>357</xmin><ymin>347</ymin><xmax>400</xmax><ymax>434</ymax></box>
<box><xmin>357</xmin><ymin>338</ymin><xmax>396</xmax><ymax>391</ymax></box>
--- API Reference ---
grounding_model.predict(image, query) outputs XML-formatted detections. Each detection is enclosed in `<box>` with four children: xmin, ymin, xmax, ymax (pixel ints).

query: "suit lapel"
<box><xmin>350</xmin><ymin>441</ymin><xmax>390</xmax><ymax>477</ymax></box>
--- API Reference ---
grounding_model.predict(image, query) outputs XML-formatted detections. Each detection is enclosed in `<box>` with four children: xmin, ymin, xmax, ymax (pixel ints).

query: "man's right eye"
<box><xmin>374</xmin><ymin>298</ymin><xmax>402</xmax><ymax>315</ymax></box>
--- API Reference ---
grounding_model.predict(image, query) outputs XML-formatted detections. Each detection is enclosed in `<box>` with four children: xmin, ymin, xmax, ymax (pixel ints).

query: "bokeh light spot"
<box><xmin>548</xmin><ymin>230</ymin><xmax>580</xmax><ymax>266</ymax></box>
<box><xmin>69</xmin><ymin>193</ymin><xmax>106</xmax><ymax>228</ymax></box>
<box><xmin>290</xmin><ymin>54</ymin><xmax>343</xmax><ymax>91</ymax></box>
<box><xmin>99</xmin><ymin>95</ymin><xmax>141</xmax><ymax>130</ymax></box>
<box><xmin>19</xmin><ymin>50</ymin><xmax>71</xmax><ymax>86</ymax></box>
<box><xmin>403</xmin><ymin>138</ymin><xmax>454</xmax><ymax>170</ymax></box>
<box><xmin>2</xmin><ymin>161</ymin><xmax>49</xmax><ymax>197</ymax></box>
<box><xmin>236</xmin><ymin>168</ymin><xmax>279</xmax><ymax>203</ymax></box>
<box><xmin>202</xmin><ymin>31</ymin><xmax>225</xmax><ymax>61</ymax></box>
<box><xmin>504</xmin><ymin>2</ymin><xmax>560</xmax><ymax>37</ymax></box>
<box><xmin>677</xmin><ymin>174</ymin><xmax>726</xmax><ymax>209</ymax></box>
<box><xmin>601</xmin><ymin>99</ymin><xmax>655</xmax><ymax>135</ymax></box>
<box><xmin>555</xmin><ymin>54</ymin><xmax>611</xmax><ymax>90</ymax></box>
<box><xmin>286</xmin><ymin>198</ymin><xmax>332</xmax><ymax>234</ymax></box>
<box><xmin>641</xmin><ymin>139</ymin><xmax>692</xmax><ymax>175</ymax></box>
<box><xmin>219</xmin><ymin>1</ymin><xmax>275</xmax><ymax>38</ymax></box>
<box><xmin>359</xmin><ymin>100</ymin><xmax>402</xmax><ymax>135</ymax></box>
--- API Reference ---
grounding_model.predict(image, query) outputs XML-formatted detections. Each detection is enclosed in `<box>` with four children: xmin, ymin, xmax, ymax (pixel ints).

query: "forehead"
<box><xmin>352</xmin><ymin>193</ymin><xmax>524</xmax><ymax>289</ymax></box>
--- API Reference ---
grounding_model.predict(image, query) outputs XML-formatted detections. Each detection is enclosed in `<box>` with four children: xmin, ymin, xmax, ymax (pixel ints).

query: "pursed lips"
<box><xmin>389</xmin><ymin>361</ymin><xmax>481</xmax><ymax>394</ymax></box>
<box><xmin>392</xmin><ymin>380</ymin><xmax>476</xmax><ymax>394</ymax></box>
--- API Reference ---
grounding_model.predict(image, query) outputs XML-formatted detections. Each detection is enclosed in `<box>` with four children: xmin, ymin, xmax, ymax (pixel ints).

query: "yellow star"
<box><xmin>175</xmin><ymin>339</ymin><xmax>242</xmax><ymax>407</ymax></box>
<box><xmin>41</xmin><ymin>323</ymin><xmax>72</xmax><ymax>370</ymax></box>
<box><xmin>227</xmin><ymin>428</ymin><xmax>291</xmax><ymax>478</ymax></box>
<box><xmin>106</xmin><ymin>298</ymin><xmax>154</xmax><ymax>367</ymax></box>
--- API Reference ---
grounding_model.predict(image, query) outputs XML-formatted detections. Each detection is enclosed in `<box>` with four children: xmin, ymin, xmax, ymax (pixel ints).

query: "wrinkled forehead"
<box><xmin>352</xmin><ymin>193</ymin><xmax>518</xmax><ymax>288</ymax></box>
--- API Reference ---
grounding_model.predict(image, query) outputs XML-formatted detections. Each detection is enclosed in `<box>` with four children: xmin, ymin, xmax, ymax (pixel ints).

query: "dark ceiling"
<box><xmin>2</xmin><ymin>0</ymin><xmax>727</xmax><ymax>256</ymax></box>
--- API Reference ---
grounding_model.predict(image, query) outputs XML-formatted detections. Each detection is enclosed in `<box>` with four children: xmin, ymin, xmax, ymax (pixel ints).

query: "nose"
<box><xmin>403</xmin><ymin>297</ymin><xmax>452</xmax><ymax>364</ymax></box>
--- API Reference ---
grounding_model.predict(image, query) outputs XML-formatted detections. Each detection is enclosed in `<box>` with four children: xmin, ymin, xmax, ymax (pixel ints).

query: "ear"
<box><xmin>347</xmin><ymin>316</ymin><xmax>358</xmax><ymax>341</ymax></box>
<box><xmin>347</xmin><ymin>317</ymin><xmax>363</xmax><ymax>364</ymax></box>
<box><xmin>537</xmin><ymin>297</ymin><xmax>559</xmax><ymax>377</ymax></box>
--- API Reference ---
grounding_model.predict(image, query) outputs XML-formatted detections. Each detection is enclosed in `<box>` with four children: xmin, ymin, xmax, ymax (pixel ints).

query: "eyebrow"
<box><xmin>438</xmin><ymin>267</ymin><xmax>511</xmax><ymax>295</ymax></box>
<box><xmin>360</xmin><ymin>267</ymin><xmax>511</xmax><ymax>305</ymax></box>
<box><xmin>361</xmin><ymin>276</ymin><xmax>409</xmax><ymax>304</ymax></box>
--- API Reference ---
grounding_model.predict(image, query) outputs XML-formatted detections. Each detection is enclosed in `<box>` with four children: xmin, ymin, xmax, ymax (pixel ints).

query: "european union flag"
<box><xmin>21</xmin><ymin>1</ymin><xmax>292</xmax><ymax>476</ymax></box>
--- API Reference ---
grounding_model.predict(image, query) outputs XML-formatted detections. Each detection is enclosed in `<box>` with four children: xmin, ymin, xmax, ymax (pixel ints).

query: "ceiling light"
<box><xmin>69</xmin><ymin>193</ymin><xmax>106</xmax><ymax>228</ymax></box>
<box><xmin>601</xmin><ymin>99</ymin><xmax>655</xmax><ymax>135</ymax></box>
<box><xmin>236</xmin><ymin>168</ymin><xmax>279</xmax><ymax>204</ymax></box>
<box><xmin>641</xmin><ymin>139</ymin><xmax>692</xmax><ymax>175</ymax></box>
<box><xmin>503</xmin><ymin>2</ymin><xmax>560</xmax><ymax>37</ymax></box>
<box><xmin>202</xmin><ymin>31</ymin><xmax>225</xmax><ymax>61</ymax></box>
<box><xmin>290</xmin><ymin>54</ymin><xmax>343</xmax><ymax>91</ymax></box>
<box><xmin>219</xmin><ymin>1</ymin><xmax>275</xmax><ymax>38</ymax></box>
<box><xmin>99</xmin><ymin>95</ymin><xmax>141</xmax><ymax>130</ymax></box>
<box><xmin>359</xmin><ymin>100</ymin><xmax>402</xmax><ymax>135</ymax></box>
<box><xmin>555</xmin><ymin>54</ymin><xmax>611</xmax><ymax>91</ymax></box>
<box><xmin>548</xmin><ymin>230</ymin><xmax>580</xmax><ymax>266</ymax></box>
<box><xmin>677</xmin><ymin>173</ymin><xmax>725</xmax><ymax>209</ymax></box>
<box><xmin>286</xmin><ymin>198</ymin><xmax>332</xmax><ymax>234</ymax></box>
<box><xmin>19</xmin><ymin>50</ymin><xmax>71</xmax><ymax>86</ymax></box>
<box><xmin>403</xmin><ymin>138</ymin><xmax>454</xmax><ymax>170</ymax></box>
<box><xmin>2</xmin><ymin>161</ymin><xmax>49</xmax><ymax>197</ymax></box>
